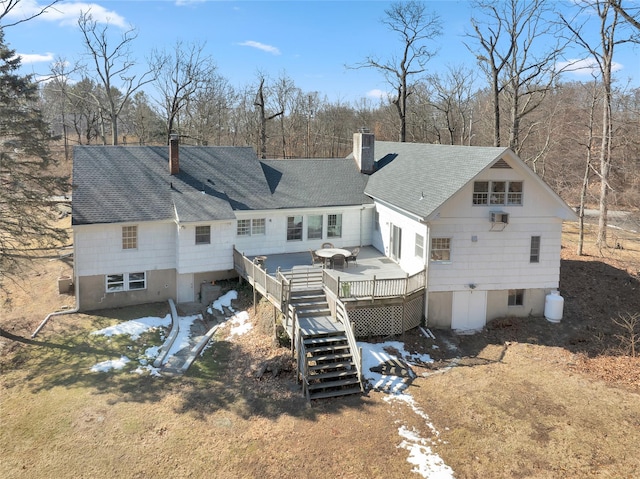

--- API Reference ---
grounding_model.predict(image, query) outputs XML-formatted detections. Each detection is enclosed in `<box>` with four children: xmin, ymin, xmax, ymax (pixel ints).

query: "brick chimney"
<box><xmin>169</xmin><ymin>133</ymin><xmax>179</xmax><ymax>175</ymax></box>
<box><xmin>353</xmin><ymin>129</ymin><xmax>375</xmax><ymax>174</ymax></box>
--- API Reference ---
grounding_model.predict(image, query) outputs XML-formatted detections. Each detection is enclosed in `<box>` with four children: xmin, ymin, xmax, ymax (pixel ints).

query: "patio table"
<box><xmin>315</xmin><ymin>248</ymin><xmax>351</xmax><ymax>268</ymax></box>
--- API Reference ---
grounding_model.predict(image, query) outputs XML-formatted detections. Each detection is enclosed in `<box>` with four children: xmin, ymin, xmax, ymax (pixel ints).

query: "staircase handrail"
<box><xmin>335</xmin><ymin>299</ymin><xmax>364</xmax><ymax>392</ymax></box>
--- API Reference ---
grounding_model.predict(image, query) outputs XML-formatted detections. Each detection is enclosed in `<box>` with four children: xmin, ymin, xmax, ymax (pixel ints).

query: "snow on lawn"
<box><xmin>164</xmin><ymin>314</ymin><xmax>201</xmax><ymax>361</ymax></box>
<box><xmin>359</xmin><ymin>340</ymin><xmax>455</xmax><ymax>479</ymax></box>
<box><xmin>90</xmin><ymin>355</ymin><xmax>130</xmax><ymax>373</ymax></box>
<box><xmin>91</xmin><ymin>314</ymin><xmax>171</xmax><ymax>341</ymax></box>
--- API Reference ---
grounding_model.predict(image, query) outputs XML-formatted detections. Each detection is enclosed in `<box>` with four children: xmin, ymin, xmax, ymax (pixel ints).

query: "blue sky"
<box><xmin>4</xmin><ymin>0</ymin><xmax>639</xmax><ymax>104</ymax></box>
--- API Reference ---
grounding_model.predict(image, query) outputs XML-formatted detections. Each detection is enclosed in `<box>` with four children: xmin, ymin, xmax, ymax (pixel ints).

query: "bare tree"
<box><xmin>561</xmin><ymin>1</ymin><xmax>627</xmax><ymax>248</ymax></box>
<box><xmin>78</xmin><ymin>11</ymin><xmax>156</xmax><ymax>145</ymax></box>
<box><xmin>352</xmin><ymin>0</ymin><xmax>441</xmax><ymax>142</ymax></box>
<box><xmin>0</xmin><ymin>0</ymin><xmax>60</xmax><ymax>27</ymax></box>
<box><xmin>467</xmin><ymin>0</ymin><xmax>568</xmax><ymax>152</ymax></box>
<box><xmin>253</xmin><ymin>75</ymin><xmax>283</xmax><ymax>159</ymax></box>
<box><xmin>151</xmin><ymin>40</ymin><xmax>217</xmax><ymax>144</ymax></box>
<box><xmin>610</xmin><ymin>0</ymin><xmax>640</xmax><ymax>31</ymax></box>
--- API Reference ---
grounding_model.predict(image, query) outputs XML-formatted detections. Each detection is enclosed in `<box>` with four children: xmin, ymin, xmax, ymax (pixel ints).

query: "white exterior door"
<box><xmin>390</xmin><ymin>224</ymin><xmax>402</xmax><ymax>262</ymax></box>
<box><xmin>177</xmin><ymin>273</ymin><xmax>194</xmax><ymax>303</ymax></box>
<box><xmin>452</xmin><ymin>290</ymin><xmax>487</xmax><ymax>333</ymax></box>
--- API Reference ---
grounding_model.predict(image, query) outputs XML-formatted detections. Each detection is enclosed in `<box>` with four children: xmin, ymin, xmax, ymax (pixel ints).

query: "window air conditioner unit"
<box><xmin>491</xmin><ymin>211</ymin><xmax>509</xmax><ymax>224</ymax></box>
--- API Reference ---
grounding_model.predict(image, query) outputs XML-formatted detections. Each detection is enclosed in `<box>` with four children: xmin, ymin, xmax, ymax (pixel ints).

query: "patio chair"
<box><xmin>309</xmin><ymin>249</ymin><xmax>324</xmax><ymax>267</ymax></box>
<box><xmin>322</xmin><ymin>242</ymin><xmax>334</xmax><ymax>249</ymax></box>
<box><xmin>330</xmin><ymin>253</ymin><xmax>345</xmax><ymax>270</ymax></box>
<box><xmin>346</xmin><ymin>247</ymin><xmax>360</xmax><ymax>266</ymax></box>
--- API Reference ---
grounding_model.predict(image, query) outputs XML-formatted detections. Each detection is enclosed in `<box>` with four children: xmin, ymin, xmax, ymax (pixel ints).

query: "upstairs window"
<box><xmin>122</xmin><ymin>225</ymin><xmax>137</xmax><ymax>250</ymax></box>
<box><xmin>431</xmin><ymin>237</ymin><xmax>451</xmax><ymax>262</ymax></box>
<box><xmin>237</xmin><ymin>219</ymin><xmax>250</xmax><ymax>236</ymax></box>
<box><xmin>328</xmin><ymin>214</ymin><xmax>342</xmax><ymax>238</ymax></box>
<box><xmin>251</xmin><ymin>218</ymin><xmax>266</xmax><ymax>235</ymax></box>
<box><xmin>415</xmin><ymin>233</ymin><xmax>424</xmax><ymax>259</ymax></box>
<box><xmin>473</xmin><ymin>181</ymin><xmax>523</xmax><ymax>206</ymax></box>
<box><xmin>195</xmin><ymin>225</ymin><xmax>211</xmax><ymax>245</ymax></box>
<box><xmin>530</xmin><ymin>236</ymin><xmax>541</xmax><ymax>263</ymax></box>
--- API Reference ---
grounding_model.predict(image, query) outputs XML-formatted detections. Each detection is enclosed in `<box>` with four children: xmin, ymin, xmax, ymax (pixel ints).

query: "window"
<box><xmin>122</xmin><ymin>225</ymin><xmax>137</xmax><ymax>249</ymax></box>
<box><xmin>530</xmin><ymin>236</ymin><xmax>541</xmax><ymax>263</ymax></box>
<box><xmin>473</xmin><ymin>181</ymin><xmax>489</xmax><ymax>205</ymax></box>
<box><xmin>251</xmin><ymin>218</ymin><xmax>265</xmax><ymax>235</ymax></box>
<box><xmin>474</xmin><ymin>181</ymin><xmax>523</xmax><ymax>206</ymax></box>
<box><xmin>374</xmin><ymin>211</ymin><xmax>380</xmax><ymax>231</ymax></box>
<box><xmin>508</xmin><ymin>182</ymin><xmax>523</xmax><ymax>205</ymax></box>
<box><xmin>307</xmin><ymin>215</ymin><xmax>323</xmax><ymax>240</ymax></box>
<box><xmin>490</xmin><ymin>181</ymin><xmax>506</xmax><ymax>205</ymax></box>
<box><xmin>195</xmin><ymin>225</ymin><xmax>211</xmax><ymax>245</ymax></box>
<box><xmin>287</xmin><ymin>215</ymin><xmax>303</xmax><ymax>241</ymax></box>
<box><xmin>328</xmin><ymin>214</ymin><xmax>342</xmax><ymax>238</ymax></box>
<box><xmin>415</xmin><ymin>233</ymin><xmax>424</xmax><ymax>258</ymax></box>
<box><xmin>107</xmin><ymin>272</ymin><xmax>146</xmax><ymax>292</ymax></box>
<box><xmin>237</xmin><ymin>219</ymin><xmax>250</xmax><ymax>236</ymax></box>
<box><xmin>237</xmin><ymin>218</ymin><xmax>265</xmax><ymax>236</ymax></box>
<box><xmin>431</xmin><ymin>238</ymin><xmax>451</xmax><ymax>261</ymax></box>
<box><xmin>508</xmin><ymin>289</ymin><xmax>524</xmax><ymax>306</ymax></box>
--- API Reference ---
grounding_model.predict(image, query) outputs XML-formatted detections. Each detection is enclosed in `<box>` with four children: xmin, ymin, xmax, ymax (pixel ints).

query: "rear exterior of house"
<box><xmin>72</xmin><ymin>133</ymin><xmax>575</xmax><ymax>332</ymax></box>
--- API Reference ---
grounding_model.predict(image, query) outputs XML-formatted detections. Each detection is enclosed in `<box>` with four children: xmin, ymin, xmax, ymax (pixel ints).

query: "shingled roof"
<box><xmin>365</xmin><ymin>142</ymin><xmax>509</xmax><ymax>220</ymax></box>
<box><xmin>72</xmin><ymin>145</ymin><xmax>371</xmax><ymax>226</ymax></box>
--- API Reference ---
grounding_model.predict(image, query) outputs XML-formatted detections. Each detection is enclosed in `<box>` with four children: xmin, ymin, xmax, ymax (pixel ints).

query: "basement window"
<box><xmin>508</xmin><ymin>289</ymin><xmax>524</xmax><ymax>306</ymax></box>
<box><xmin>106</xmin><ymin>272</ymin><xmax>146</xmax><ymax>292</ymax></box>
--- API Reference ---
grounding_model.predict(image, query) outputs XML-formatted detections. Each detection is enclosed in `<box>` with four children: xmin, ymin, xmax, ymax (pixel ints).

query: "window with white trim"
<box><xmin>287</xmin><ymin>215</ymin><xmax>303</xmax><ymax>241</ymax></box>
<box><xmin>327</xmin><ymin>214</ymin><xmax>342</xmax><ymax>238</ymax></box>
<box><xmin>530</xmin><ymin>236</ymin><xmax>541</xmax><ymax>263</ymax></box>
<box><xmin>195</xmin><ymin>225</ymin><xmax>211</xmax><ymax>245</ymax></box>
<box><xmin>122</xmin><ymin>225</ymin><xmax>137</xmax><ymax>249</ymax></box>
<box><xmin>251</xmin><ymin>218</ymin><xmax>265</xmax><ymax>235</ymax></box>
<box><xmin>307</xmin><ymin>215</ymin><xmax>323</xmax><ymax>240</ymax></box>
<box><xmin>106</xmin><ymin>272</ymin><xmax>146</xmax><ymax>292</ymax></box>
<box><xmin>473</xmin><ymin>181</ymin><xmax>523</xmax><ymax>206</ymax></box>
<box><xmin>415</xmin><ymin>233</ymin><xmax>424</xmax><ymax>259</ymax></box>
<box><xmin>430</xmin><ymin>237</ymin><xmax>451</xmax><ymax>261</ymax></box>
<box><xmin>508</xmin><ymin>289</ymin><xmax>524</xmax><ymax>306</ymax></box>
<box><xmin>237</xmin><ymin>218</ymin><xmax>265</xmax><ymax>236</ymax></box>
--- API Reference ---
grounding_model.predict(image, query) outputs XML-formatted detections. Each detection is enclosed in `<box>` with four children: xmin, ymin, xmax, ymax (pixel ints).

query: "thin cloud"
<box><xmin>175</xmin><ymin>0</ymin><xmax>206</xmax><ymax>5</ymax></box>
<box><xmin>557</xmin><ymin>58</ymin><xmax>623</xmax><ymax>76</ymax></box>
<box><xmin>18</xmin><ymin>52</ymin><xmax>55</xmax><ymax>64</ymax></box>
<box><xmin>4</xmin><ymin>0</ymin><xmax>127</xmax><ymax>27</ymax></box>
<box><xmin>367</xmin><ymin>89</ymin><xmax>389</xmax><ymax>100</ymax></box>
<box><xmin>238</xmin><ymin>41</ymin><xmax>281</xmax><ymax>56</ymax></box>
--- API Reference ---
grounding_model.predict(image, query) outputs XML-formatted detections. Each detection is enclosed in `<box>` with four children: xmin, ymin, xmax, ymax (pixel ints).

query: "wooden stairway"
<box><xmin>289</xmin><ymin>288</ymin><xmax>363</xmax><ymax>400</ymax></box>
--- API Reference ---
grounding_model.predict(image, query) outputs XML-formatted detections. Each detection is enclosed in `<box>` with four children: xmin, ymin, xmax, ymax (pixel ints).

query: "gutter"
<box><xmin>31</xmin><ymin>274</ymin><xmax>80</xmax><ymax>338</ymax></box>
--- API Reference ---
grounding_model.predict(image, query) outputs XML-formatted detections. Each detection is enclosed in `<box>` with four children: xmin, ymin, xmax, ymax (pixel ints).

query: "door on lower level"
<box><xmin>451</xmin><ymin>290</ymin><xmax>487</xmax><ymax>333</ymax></box>
<box><xmin>177</xmin><ymin>273</ymin><xmax>194</xmax><ymax>303</ymax></box>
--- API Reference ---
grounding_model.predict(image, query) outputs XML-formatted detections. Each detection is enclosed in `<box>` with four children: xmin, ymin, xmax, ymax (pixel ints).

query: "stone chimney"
<box><xmin>353</xmin><ymin>129</ymin><xmax>375</xmax><ymax>174</ymax></box>
<box><xmin>169</xmin><ymin>133</ymin><xmax>179</xmax><ymax>175</ymax></box>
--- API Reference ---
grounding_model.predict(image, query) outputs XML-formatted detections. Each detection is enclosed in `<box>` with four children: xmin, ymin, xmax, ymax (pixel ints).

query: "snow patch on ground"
<box><xmin>208</xmin><ymin>290</ymin><xmax>237</xmax><ymax>314</ymax></box>
<box><xmin>90</xmin><ymin>315</ymin><xmax>171</xmax><ymax>340</ymax></box>
<box><xmin>359</xmin><ymin>340</ymin><xmax>454</xmax><ymax>479</ymax></box>
<box><xmin>226</xmin><ymin>311</ymin><xmax>251</xmax><ymax>339</ymax></box>
<box><xmin>90</xmin><ymin>355</ymin><xmax>130</xmax><ymax>372</ymax></box>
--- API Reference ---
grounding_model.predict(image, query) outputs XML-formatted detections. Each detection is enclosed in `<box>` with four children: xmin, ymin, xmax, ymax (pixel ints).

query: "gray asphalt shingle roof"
<box><xmin>72</xmin><ymin>145</ymin><xmax>371</xmax><ymax>225</ymax></box>
<box><xmin>366</xmin><ymin>141</ymin><xmax>509</xmax><ymax>219</ymax></box>
<box><xmin>260</xmin><ymin>158</ymin><xmax>372</xmax><ymax>208</ymax></box>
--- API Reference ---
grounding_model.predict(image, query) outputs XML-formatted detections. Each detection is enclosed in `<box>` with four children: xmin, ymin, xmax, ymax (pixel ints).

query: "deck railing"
<box><xmin>233</xmin><ymin>246</ymin><xmax>426</xmax><ymax>306</ymax></box>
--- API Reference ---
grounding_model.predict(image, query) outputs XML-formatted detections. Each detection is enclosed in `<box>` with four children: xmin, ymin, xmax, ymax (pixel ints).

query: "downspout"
<box><xmin>423</xmin><ymin>222</ymin><xmax>431</xmax><ymax>327</ymax></box>
<box><xmin>31</xmin><ymin>274</ymin><xmax>80</xmax><ymax>338</ymax></box>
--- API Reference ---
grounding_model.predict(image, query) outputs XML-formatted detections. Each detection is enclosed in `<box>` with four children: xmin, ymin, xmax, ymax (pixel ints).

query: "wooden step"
<box><xmin>305</xmin><ymin>343</ymin><xmax>351</xmax><ymax>354</ymax></box>
<box><xmin>308</xmin><ymin>369</ymin><xmax>357</xmax><ymax>381</ymax></box>
<box><xmin>304</xmin><ymin>335</ymin><xmax>348</xmax><ymax>347</ymax></box>
<box><xmin>309</xmin><ymin>386</ymin><xmax>363</xmax><ymax>400</ymax></box>
<box><xmin>307</xmin><ymin>377</ymin><xmax>361</xmax><ymax>391</ymax></box>
<box><xmin>307</xmin><ymin>360</ymin><xmax>353</xmax><ymax>372</ymax></box>
<box><xmin>308</xmin><ymin>352</ymin><xmax>353</xmax><ymax>363</ymax></box>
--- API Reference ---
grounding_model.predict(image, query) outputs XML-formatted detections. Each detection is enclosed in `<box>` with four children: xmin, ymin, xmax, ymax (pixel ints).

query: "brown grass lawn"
<box><xmin>1</xmin><ymin>218</ymin><xmax>639</xmax><ymax>478</ymax></box>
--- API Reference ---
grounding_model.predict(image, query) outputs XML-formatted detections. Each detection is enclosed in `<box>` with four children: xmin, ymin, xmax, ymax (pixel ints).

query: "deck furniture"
<box><xmin>330</xmin><ymin>253</ymin><xmax>345</xmax><ymax>270</ymax></box>
<box><xmin>321</xmin><ymin>242</ymin><xmax>334</xmax><ymax>249</ymax></box>
<box><xmin>253</xmin><ymin>255</ymin><xmax>267</xmax><ymax>267</ymax></box>
<box><xmin>309</xmin><ymin>249</ymin><xmax>324</xmax><ymax>267</ymax></box>
<box><xmin>346</xmin><ymin>247</ymin><xmax>360</xmax><ymax>266</ymax></box>
<box><xmin>315</xmin><ymin>247</ymin><xmax>351</xmax><ymax>269</ymax></box>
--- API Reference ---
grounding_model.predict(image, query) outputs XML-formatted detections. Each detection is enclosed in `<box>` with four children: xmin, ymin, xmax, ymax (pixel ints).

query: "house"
<box><xmin>71</xmin><ymin>132</ymin><xmax>576</xmax><ymax>332</ymax></box>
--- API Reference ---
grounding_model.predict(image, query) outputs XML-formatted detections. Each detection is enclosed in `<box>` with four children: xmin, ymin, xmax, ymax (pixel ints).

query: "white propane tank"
<box><xmin>544</xmin><ymin>290</ymin><xmax>564</xmax><ymax>323</ymax></box>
